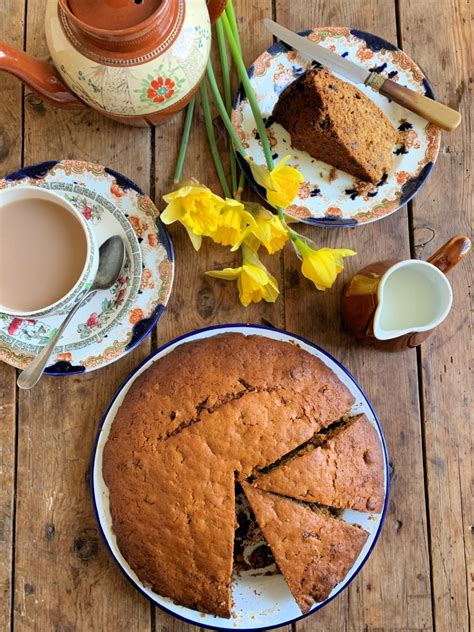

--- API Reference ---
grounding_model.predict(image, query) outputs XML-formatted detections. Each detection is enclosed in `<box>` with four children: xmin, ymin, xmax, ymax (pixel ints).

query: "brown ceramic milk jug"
<box><xmin>0</xmin><ymin>0</ymin><xmax>227</xmax><ymax>126</ymax></box>
<box><xmin>342</xmin><ymin>235</ymin><xmax>471</xmax><ymax>352</ymax></box>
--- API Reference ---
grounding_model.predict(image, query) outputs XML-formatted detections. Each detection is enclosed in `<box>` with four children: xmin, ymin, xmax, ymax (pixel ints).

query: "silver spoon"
<box><xmin>17</xmin><ymin>235</ymin><xmax>126</xmax><ymax>390</ymax></box>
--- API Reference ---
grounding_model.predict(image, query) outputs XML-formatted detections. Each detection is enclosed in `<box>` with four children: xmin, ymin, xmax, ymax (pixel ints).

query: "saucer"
<box><xmin>0</xmin><ymin>160</ymin><xmax>174</xmax><ymax>375</ymax></box>
<box><xmin>232</xmin><ymin>28</ymin><xmax>441</xmax><ymax>226</ymax></box>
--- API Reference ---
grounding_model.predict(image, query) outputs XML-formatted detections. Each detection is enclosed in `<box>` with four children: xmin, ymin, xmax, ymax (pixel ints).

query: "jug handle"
<box><xmin>207</xmin><ymin>0</ymin><xmax>227</xmax><ymax>25</ymax></box>
<box><xmin>427</xmin><ymin>235</ymin><xmax>471</xmax><ymax>274</ymax></box>
<box><xmin>0</xmin><ymin>42</ymin><xmax>86</xmax><ymax>110</ymax></box>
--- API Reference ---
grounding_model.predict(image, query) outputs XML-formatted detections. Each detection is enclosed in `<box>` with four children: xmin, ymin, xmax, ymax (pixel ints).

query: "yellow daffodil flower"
<box><xmin>249</xmin><ymin>156</ymin><xmax>305</xmax><ymax>208</ymax></box>
<box><xmin>210</xmin><ymin>199</ymin><xmax>257</xmax><ymax>248</ymax></box>
<box><xmin>206</xmin><ymin>245</ymin><xmax>279</xmax><ymax>306</ymax></box>
<box><xmin>233</xmin><ymin>203</ymin><xmax>289</xmax><ymax>254</ymax></box>
<box><xmin>295</xmin><ymin>239</ymin><xmax>356</xmax><ymax>291</ymax></box>
<box><xmin>161</xmin><ymin>181</ymin><xmax>224</xmax><ymax>250</ymax></box>
<box><xmin>249</xmin><ymin>206</ymin><xmax>288</xmax><ymax>254</ymax></box>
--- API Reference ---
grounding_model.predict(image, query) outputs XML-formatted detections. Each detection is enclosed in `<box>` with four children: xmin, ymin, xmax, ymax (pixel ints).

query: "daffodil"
<box><xmin>233</xmin><ymin>203</ymin><xmax>289</xmax><ymax>254</ymax></box>
<box><xmin>294</xmin><ymin>239</ymin><xmax>356</xmax><ymax>291</ymax></box>
<box><xmin>210</xmin><ymin>199</ymin><xmax>257</xmax><ymax>248</ymax></box>
<box><xmin>206</xmin><ymin>245</ymin><xmax>279</xmax><ymax>306</ymax></box>
<box><xmin>161</xmin><ymin>181</ymin><xmax>224</xmax><ymax>250</ymax></box>
<box><xmin>249</xmin><ymin>156</ymin><xmax>305</xmax><ymax>208</ymax></box>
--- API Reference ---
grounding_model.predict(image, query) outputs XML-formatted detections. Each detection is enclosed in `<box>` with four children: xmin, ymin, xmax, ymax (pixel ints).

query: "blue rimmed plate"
<box><xmin>91</xmin><ymin>324</ymin><xmax>389</xmax><ymax>630</ymax></box>
<box><xmin>232</xmin><ymin>28</ymin><xmax>441</xmax><ymax>226</ymax></box>
<box><xmin>0</xmin><ymin>160</ymin><xmax>174</xmax><ymax>374</ymax></box>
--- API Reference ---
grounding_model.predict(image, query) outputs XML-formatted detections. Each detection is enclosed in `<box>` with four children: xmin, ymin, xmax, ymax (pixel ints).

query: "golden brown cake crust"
<box><xmin>103</xmin><ymin>333</ymin><xmax>355</xmax><ymax>616</ymax></box>
<box><xmin>242</xmin><ymin>483</ymin><xmax>369</xmax><ymax>613</ymax></box>
<box><xmin>272</xmin><ymin>68</ymin><xmax>398</xmax><ymax>184</ymax></box>
<box><xmin>253</xmin><ymin>414</ymin><xmax>385</xmax><ymax>513</ymax></box>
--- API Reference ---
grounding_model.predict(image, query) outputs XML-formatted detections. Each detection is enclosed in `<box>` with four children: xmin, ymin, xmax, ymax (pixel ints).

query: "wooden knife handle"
<box><xmin>377</xmin><ymin>78</ymin><xmax>461</xmax><ymax>132</ymax></box>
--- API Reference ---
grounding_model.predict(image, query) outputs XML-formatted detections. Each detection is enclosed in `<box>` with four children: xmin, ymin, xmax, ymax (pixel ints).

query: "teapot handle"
<box><xmin>427</xmin><ymin>235</ymin><xmax>471</xmax><ymax>274</ymax></box>
<box><xmin>0</xmin><ymin>42</ymin><xmax>86</xmax><ymax>110</ymax></box>
<box><xmin>207</xmin><ymin>0</ymin><xmax>227</xmax><ymax>25</ymax></box>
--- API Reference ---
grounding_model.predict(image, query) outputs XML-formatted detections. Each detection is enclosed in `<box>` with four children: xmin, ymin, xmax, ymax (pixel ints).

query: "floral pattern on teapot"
<box><xmin>45</xmin><ymin>0</ymin><xmax>211</xmax><ymax>117</ymax></box>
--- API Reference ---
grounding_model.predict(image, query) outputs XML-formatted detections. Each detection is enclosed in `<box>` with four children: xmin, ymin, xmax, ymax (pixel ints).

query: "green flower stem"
<box><xmin>224</xmin><ymin>0</ymin><xmax>242</xmax><ymax>52</ymax></box>
<box><xmin>235</xmin><ymin>171</ymin><xmax>245</xmax><ymax>200</ymax></box>
<box><xmin>220</xmin><ymin>12</ymin><xmax>274</xmax><ymax>171</ymax></box>
<box><xmin>221</xmin><ymin>9</ymin><xmax>295</xmax><ymax>237</ymax></box>
<box><xmin>199</xmin><ymin>81</ymin><xmax>231</xmax><ymax>198</ymax></box>
<box><xmin>206</xmin><ymin>60</ymin><xmax>246</xmax><ymax>157</ymax></box>
<box><xmin>215</xmin><ymin>18</ymin><xmax>237</xmax><ymax>196</ymax></box>
<box><xmin>209</xmin><ymin>21</ymin><xmax>297</xmax><ymax>243</ymax></box>
<box><xmin>174</xmin><ymin>96</ymin><xmax>195</xmax><ymax>183</ymax></box>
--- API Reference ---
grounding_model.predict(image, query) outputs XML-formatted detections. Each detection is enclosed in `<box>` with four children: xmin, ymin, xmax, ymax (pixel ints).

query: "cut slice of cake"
<box><xmin>253</xmin><ymin>414</ymin><xmax>385</xmax><ymax>513</ymax></box>
<box><xmin>104</xmin><ymin>431</ymin><xmax>236</xmax><ymax>617</ymax></box>
<box><xmin>242</xmin><ymin>483</ymin><xmax>369</xmax><ymax>613</ymax></box>
<box><xmin>272</xmin><ymin>68</ymin><xmax>398</xmax><ymax>184</ymax></box>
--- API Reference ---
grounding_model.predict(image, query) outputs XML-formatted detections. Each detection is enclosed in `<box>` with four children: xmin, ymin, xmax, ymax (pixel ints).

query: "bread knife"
<box><xmin>263</xmin><ymin>19</ymin><xmax>461</xmax><ymax>132</ymax></box>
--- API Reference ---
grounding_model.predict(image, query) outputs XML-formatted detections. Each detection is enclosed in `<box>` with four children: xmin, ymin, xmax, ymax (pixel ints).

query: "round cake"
<box><xmin>102</xmin><ymin>333</ymin><xmax>384</xmax><ymax>617</ymax></box>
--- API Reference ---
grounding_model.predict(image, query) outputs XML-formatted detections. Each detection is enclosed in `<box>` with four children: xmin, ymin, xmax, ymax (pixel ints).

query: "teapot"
<box><xmin>0</xmin><ymin>0</ymin><xmax>226</xmax><ymax>126</ymax></box>
<box><xmin>342</xmin><ymin>235</ymin><xmax>471</xmax><ymax>352</ymax></box>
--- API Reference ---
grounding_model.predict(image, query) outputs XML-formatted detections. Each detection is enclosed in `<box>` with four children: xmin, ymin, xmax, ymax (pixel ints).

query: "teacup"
<box><xmin>342</xmin><ymin>235</ymin><xmax>471</xmax><ymax>352</ymax></box>
<box><xmin>0</xmin><ymin>186</ymin><xmax>99</xmax><ymax>318</ymax></box>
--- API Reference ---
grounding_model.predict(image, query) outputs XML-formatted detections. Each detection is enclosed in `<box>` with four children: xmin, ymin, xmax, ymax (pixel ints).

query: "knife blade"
<box><xmin>264</xmin><ymin>19</ymin><xmax>369</xmax><ymax>85</ymax></box>
<box><xmin>263</xmin><ymin>19</ymin><xmax>461</xmax><ymax>132</ymax></box>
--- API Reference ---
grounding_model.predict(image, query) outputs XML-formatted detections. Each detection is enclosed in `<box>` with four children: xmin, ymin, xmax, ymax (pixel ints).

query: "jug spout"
<box><xmin>0</xmin><ymin>42</ymin><xmax>86</xmax><ymax>110</ymax></box>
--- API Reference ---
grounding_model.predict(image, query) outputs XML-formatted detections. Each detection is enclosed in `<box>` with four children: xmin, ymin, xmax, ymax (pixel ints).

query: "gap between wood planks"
<box><xmin>9</xmin><ymin>1</ymin><xmax>29</xmax><ymax>629</ymax></box>
<box><xmin>394</xmin><ymin>0</ymin><xmax>437</xmax><ymax>628</ymax></box>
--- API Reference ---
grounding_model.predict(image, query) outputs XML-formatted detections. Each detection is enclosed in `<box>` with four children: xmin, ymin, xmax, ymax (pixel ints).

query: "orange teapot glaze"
<box><xmin>342</xmin><ymin>235</ymin><xmax>471</xmax><ymax>352</ymax></box>
<box><xmin>0</xmin><ymin>0</ymin><xmax>227</xmax><ymax>127</ymax></box>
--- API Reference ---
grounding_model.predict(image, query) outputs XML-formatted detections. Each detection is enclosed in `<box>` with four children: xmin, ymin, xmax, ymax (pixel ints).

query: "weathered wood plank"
<box><xmin>276</xmin><ymin>1</ymin><xmax>434</xmax><ymax>630</ymax></box>
<box><xmin>153</xmin><ymin>1</ymin><xmax>286</xmax><ymax>630</ymax></box>
<box><xmin>11</xmin><ymin>2</ymin><xmax>153</xmax><ymax>630</ymax></box>
<box><xmin>155</xmin><ymin>0</ymin><xmax>282</xmax><ymax>350</ymax></box>
<box><xmin>398</xmin><ymin>1</ymin><xmax>472</xmax><ymax>630</ymax></box>
<box><xmin>0</xmin><ymin>1</ymin><xmax>25</xmax><ymax>630</ymax></box>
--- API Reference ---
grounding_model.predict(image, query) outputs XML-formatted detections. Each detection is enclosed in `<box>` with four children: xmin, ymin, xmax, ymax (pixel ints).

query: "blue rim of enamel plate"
<box><xmin>1</xmin><ymin>160</ymin><xmax>174</xmax><ymax>376</ymax></box>
<box><xmin>90</xmin><ymin>324</ymin><xmax>390</xmax><ymax>631</ymax></box>
<box><xmin>232</xmin><ymin>28</ymin><xmax>438</xmax><ymax>227</ymax></box>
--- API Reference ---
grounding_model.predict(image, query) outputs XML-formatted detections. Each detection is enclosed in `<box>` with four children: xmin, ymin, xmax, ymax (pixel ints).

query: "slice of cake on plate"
<box><xmin>272</xmin><ymin>67</ymin><xmax>398</xmax><ymax>184</ymax></box>
<box><xmin>253</xmin><ymin>414</ymin><xmax>385</xmax><ymax>513</ymax></box>
<box><xmin>242</xmin><ymin>483</ymin><xmax>369</xmax><ymax>613</ymax></box>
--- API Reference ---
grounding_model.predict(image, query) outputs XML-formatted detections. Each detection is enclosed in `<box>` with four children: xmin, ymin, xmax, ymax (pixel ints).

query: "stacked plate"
<box><xmin>0</xmin><ymin>160</ymin><xmax>174</xmax><ymax>374</ymax></box>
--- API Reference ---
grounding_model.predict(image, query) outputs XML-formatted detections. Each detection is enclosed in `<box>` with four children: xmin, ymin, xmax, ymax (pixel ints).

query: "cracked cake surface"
<box><xmin>253</xmin><ymin>413</ymin><xmax>385</xmax><ymax>513</ymax></box>
<box><xmin>242</xmin><ymin>483</ymin><xmax>369</xmax><ymax>613</ymax></box>
<box><xmin>103</xmin><ymin>333</ymin><xmax>357</xmax><ymax>616</ymax></box>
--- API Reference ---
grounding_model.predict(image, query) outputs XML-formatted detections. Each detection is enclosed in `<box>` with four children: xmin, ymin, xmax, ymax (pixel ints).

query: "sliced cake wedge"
<box><xmin>242</xmin><ymin>483</ymin><xmax>369</xmax><ymax>613</ymax></box>
<box><xmin>253</xmin><ymin>414</ymin><xmax>385</xmax><ymax>513</ymax></box>
<box><xmin>272</xmin><ymin>68</ymin><xmax>398</xmax><ymax>184</ymax></box>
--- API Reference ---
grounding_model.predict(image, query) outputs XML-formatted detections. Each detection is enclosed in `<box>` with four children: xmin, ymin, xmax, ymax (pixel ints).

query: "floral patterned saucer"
<box><xmin>232</xmin><ymin>28</ymin><xmax>441</xmax><ymax>226</ymax></box>
<box><xmin>0</xmin><ymin>160</ymin><xmax>174</xmax><ymax>375</ymax></box>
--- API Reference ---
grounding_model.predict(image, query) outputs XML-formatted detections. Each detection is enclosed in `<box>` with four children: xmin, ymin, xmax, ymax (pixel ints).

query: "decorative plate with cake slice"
<box><xmin>91</xmin><ymin>324</ymin><xmax>389</xmax><ymax>630</ymax></box>
<box><xmin>232</xmin><ymin>28</ymin><xmax>441</xmax><ymax>226</ymax></box>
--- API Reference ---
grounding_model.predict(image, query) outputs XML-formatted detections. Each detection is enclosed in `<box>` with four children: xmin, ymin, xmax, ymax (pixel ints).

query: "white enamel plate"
<box><xmin>91</xmin><ymin>324</ymin><xmax>389</xmax><ymax>630</ymax></box>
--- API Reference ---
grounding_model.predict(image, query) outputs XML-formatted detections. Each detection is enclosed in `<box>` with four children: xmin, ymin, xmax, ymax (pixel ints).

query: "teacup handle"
<box><xmin>427</xmin><ymin>235</ymin><xmax>471</xmax><ymax>274</ymax></box>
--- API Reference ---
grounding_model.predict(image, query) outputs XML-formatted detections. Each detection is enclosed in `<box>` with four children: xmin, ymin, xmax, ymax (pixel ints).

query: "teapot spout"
<box><xmin>0</xmin><ymin>42</ymin><xmax>86</xmax><ymax>110</ymax></box>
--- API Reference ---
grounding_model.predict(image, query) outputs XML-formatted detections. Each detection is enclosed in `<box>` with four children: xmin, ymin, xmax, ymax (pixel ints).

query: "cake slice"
<box><xmin>253</xmin><ymin>414</ymin><xmax>385</xmax><ymax>513</ymax></box>
<box><xmin>272</xmin><ymin>67</ymin><xmax>398</xmax><ymax>184</ymax></box>
<box><xmin>104</xmin><ymin>431</ymin><xmax>236</xmax><ymax>617</ymax></box>
<box><xmin>242</xmin><ymin>483</ymin><xmax>369</xmax><ymax>613</ymax></box>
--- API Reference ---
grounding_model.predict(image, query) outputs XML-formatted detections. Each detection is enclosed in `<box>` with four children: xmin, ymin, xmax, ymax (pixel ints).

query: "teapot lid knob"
<box><xmin>66</xmin><ymin>0</ymin><xmax>163</xmax><ymax>31</ymax></box>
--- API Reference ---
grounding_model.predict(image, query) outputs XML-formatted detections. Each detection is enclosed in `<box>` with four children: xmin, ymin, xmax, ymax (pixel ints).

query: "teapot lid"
<box><xmin>67</xmin><ymin>0</ymin><xmax>163</xmax><ymax>31</ymax></box>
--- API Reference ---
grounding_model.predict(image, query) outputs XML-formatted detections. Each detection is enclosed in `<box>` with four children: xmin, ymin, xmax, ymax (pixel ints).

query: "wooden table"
<box><xmin>0</xmin><ymin>0</ymin><xmax>471</xmax><ymax>630</ymax></box>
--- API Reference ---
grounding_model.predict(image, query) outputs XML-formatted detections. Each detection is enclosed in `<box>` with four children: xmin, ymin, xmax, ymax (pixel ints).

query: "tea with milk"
<box><xmin>0</xmin><ymin>197</ymin><xmax>87</xmax><ymax>312</ymax></box>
